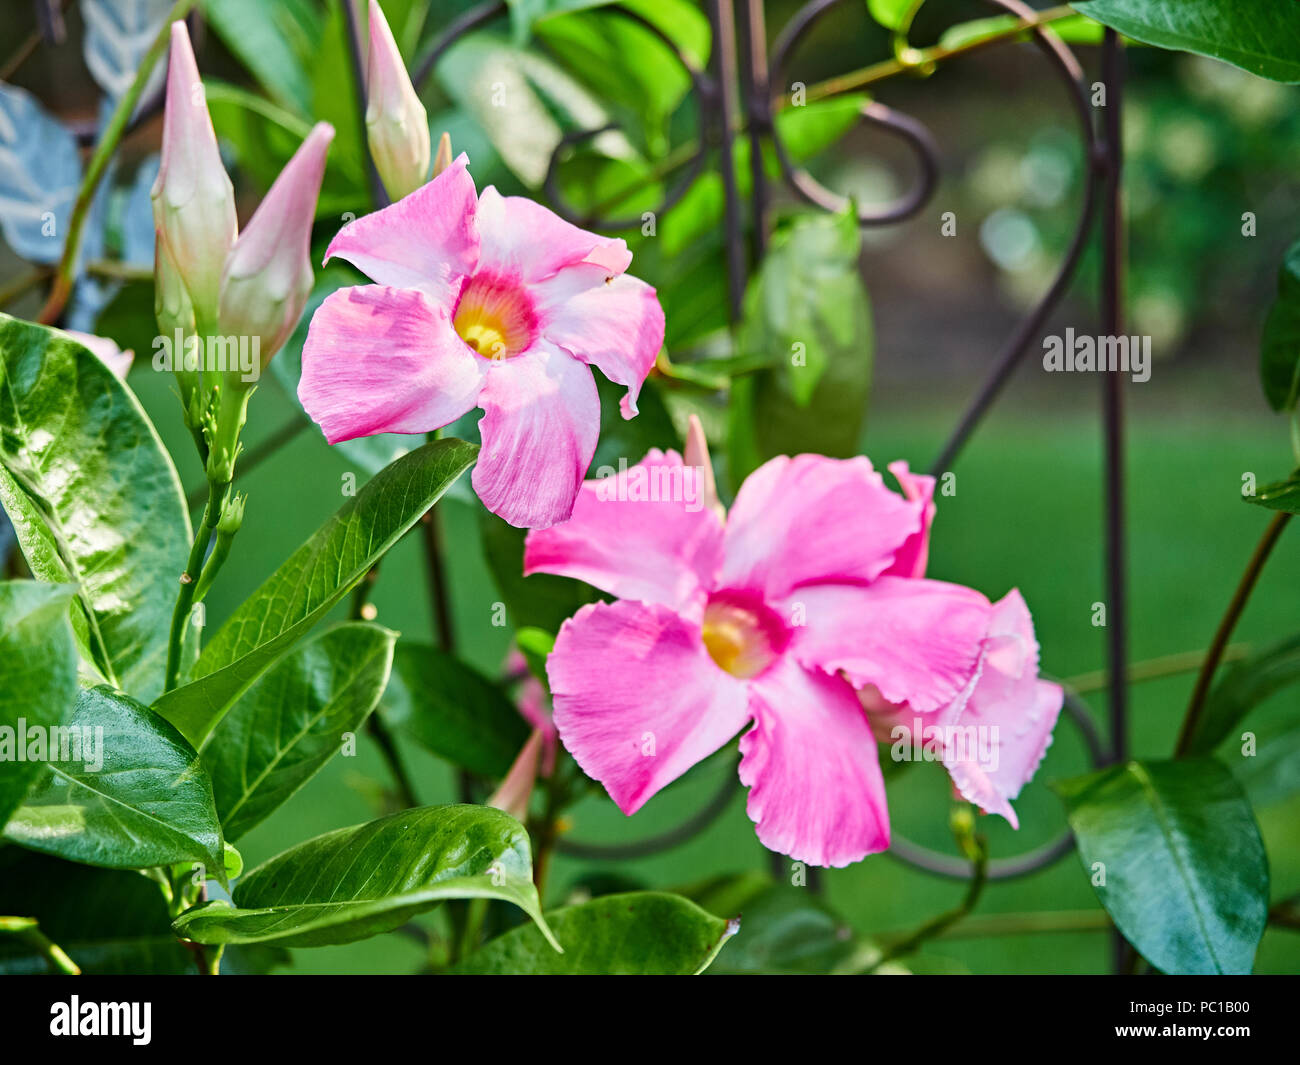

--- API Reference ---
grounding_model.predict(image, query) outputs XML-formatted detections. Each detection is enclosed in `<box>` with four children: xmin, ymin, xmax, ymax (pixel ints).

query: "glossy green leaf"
<box><xmin>377</xmin><ymin>642</ymin><xmax>529</xmax><ymax>779</ymax></box>
<box><xmin>0</xmin><ymin>582</ymin><xmax>78</xmax><ymax>828</ymax></box>
<box><xmin>1074</xmin><ymin>0</ymin><xmax>1300</xmax><ymax>82</ymax></box>
<box><xmin>201</xmin><ymin>622</ymin><xmax>397</xmax><ymax>841</ymax></box>
<box><xmin>1259</xmin><ymin>240</ymin><xmax>1300</xmax><ymax>411</ymax></box>
<box><xmin>0</xmin><ymin>313</ymin><xmax>191</xmax><ymax>702</ymax></box>
<box><xmin>172</xmin><ymin>804</ymin><xmax>557</xmax><ymax>950</ymax></box>
<box><xmin>729</xmin><ymin>208</ymin><xmax>872</xmax><ymax>482</ymax></box>
<box><xmin>1231</xmin><ymin>722</ymin><xmax>1300</xmax><ymax>807</ymax></box>
<box><xmin>940</xmin><ymin>12</ymin><xmax>1106</xmax><ymax>50</ymax></box>
<box><xmin>5</xmin><ymin>686</ymin><xmax>225</xmax><ymax>877</ymax></box>
<box><xmin>451</xmin><ymin>891</ymin><xmax>736</xmax><ymax>974</ymax></box>
<box><xmin>1187</xmin><ymin>633</ymin><xmax>1300</xmax><ymax>755</ymax></box>
<box><xmin>1054</xmin><ymin>758</ymin><xmax>1268</xmax><ymax>974</ymax></box>
<box><xmin>154</xmin><ymin>437</ymin><xmax>478</xmax><ymax>747</ymax></box>
<box><xmin>513</xmin><ymin>626</ymin><xmax>554</xmax><ymax>685</ymax></box>
<box><xmin>867</xmin><ymin>0</ymin><xmax>913</xmax><ymax>31</ymax></box>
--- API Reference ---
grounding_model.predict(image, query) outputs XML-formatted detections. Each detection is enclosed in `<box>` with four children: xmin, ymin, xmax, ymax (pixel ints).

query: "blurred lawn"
<box><xmin>127</xmin><ymin>359</ymin><xmax>1300</xmax><ymax>975</ymax></box>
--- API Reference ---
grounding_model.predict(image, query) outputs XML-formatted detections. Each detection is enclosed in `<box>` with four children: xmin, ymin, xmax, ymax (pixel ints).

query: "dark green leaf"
<box><xmin>377</xmin><ymin>642</ymin><xmax>528</xmax><ymax>778</ymax></box>
<box><xmin>5</xmin><ymin>686</ymin><xmax>225</xmax><ymax>877</ymax></box>
<box><xmin>1188</xmin><ymin>633</ymin><xmax>1300</xmax><ymax>755</ymax></box>
<box><xmin>201</xmin><ymin>622</ymin><xmax>397</xmax><ymax>841</ymax></box>
<box><xmin>172</xmin><ymin>804</ymin><xmax>556</xmax><ymax>949</ymax></box>
<box><xmin>1053</xmin><ymin>758</ymin><xmax>1268</xmax><ymax>974</ymax></box>
<box><xmin>0</xmin><ymin>851</ymin><xmax>192</xmax><ymax>974</ymax></box>
<box><xmin>0</xmin><ymin>313</ymin><xmax>191</xmax><ymax>702</ymax></box>
<box><xmin>451</xmin><ymin>891</ymin><xmax>736</xmax><ymax>974</ymax></box>
<box><xmin>1230</xmin><ymin>722</ymin><xmax>1300</xmax><ymax>807</ymax></box>
<box><xmin>0</xmin><ymin>582</ymin><xmax>78</xmax><ymax>827</ymax></box>
<box><xmin>728</xmin><ymin>209</ymin><xmax>872</xmax><ymax>483</ymax></box>
<box><xmin>1259</xmin><ymin>240</ymin><xmax>1300</xmax><ymax>410</ymax></box>
<box><xmin>153</xmin><ymin>437</ymin><xmax>477</xmax><ymax>747</ymax></box>
<box><xmin>1074</xmin><ymin>0</ymin><xmax>1300</xmax><ymax>82</ymax></box>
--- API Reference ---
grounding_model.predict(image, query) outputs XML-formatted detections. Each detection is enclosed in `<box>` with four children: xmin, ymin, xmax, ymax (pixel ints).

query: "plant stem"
<box><xmin>0</xmin><ymin>916</ymin><xmax>80</xmax><ymax>975</ymax></box>
<box><xmin>37</xmin><ymin>0</ymin><xmax>198</xmax><ymax>325</ymax></box>
<box><xmin>164</xmin><ymin>478</ymin><xmax>228</xmax><ymax>692</ymax></box>
<box><xmin>1062</xmin><ymin>643</ymin><xmax>1253</xmax><ymax>696</ymax></box>
<box><xmin>1175</xmin><ymin>512</ymin><xmax>1292</xmax><ymax>757</ymax></box>
<box><xmin>868</xmin><ymin>807</ymin><xmax>988</xmax><ymax>971</ymax></box>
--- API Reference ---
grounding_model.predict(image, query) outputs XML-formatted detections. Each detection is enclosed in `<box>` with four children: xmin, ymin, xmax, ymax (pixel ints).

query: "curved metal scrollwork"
<box><xmin>410</xmin><ymin>0</ymin><xmax>1125</xmax><ymax>880</ymax></box>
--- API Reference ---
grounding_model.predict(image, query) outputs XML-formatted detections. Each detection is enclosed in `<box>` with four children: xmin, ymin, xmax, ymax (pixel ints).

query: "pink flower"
<box><xmin>298</xmin><ymin>154</ymin><xmax>664</xmax><ymax>529</ymax></box>
<box><xmin>524</xmin><ymin>442</ymin><xmax>996</xmax><ymax>867</ymax></box>
<box><xmin>863</xmin><ymin>590</ymin><xmax>1063</xmax><ymax>829</ymax></box>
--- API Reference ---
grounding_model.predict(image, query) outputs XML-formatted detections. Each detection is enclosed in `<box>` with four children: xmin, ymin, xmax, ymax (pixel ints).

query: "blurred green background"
<box><xmin>2</xmin><ymin>0</ymin><xmax>1299</xmax><ymax>973</ymax></box>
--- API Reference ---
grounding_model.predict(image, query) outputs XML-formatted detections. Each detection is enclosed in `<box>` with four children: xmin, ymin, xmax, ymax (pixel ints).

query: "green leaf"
<box><xmin>377</xmin><ymin>642</ymin><xmax>529</xmax><ymax>778</ymax></box>
<box><xmin>0</xmin><ymin>851</ymin><xmax>192</xmax><ymax>974</ymax></box>
<box><xmin>436</xmin><ymin>33</ymin><xmax>625</xmax><ymax>188</ymax></box>
<box><xmin>0</xmin><ymin>313</ymin><xmax>191</xmax><ymax>702</ymax></box>
<box><xmin>1187</xmin><ymin>633</ymin><xmax>1300</xmax><ymax>755</ymax></box>
<box><xmin>1230</xmin><ymin>722</ymin><xmax>1300</xmax><ymax>807</ymax></box>
<box><xmin>1259</xmin><ymin>240</ymin><xmax>1300</xmax><ymax>411</ymax></box>
<box><xmin>1244</xmin><ymin>472</ymin><xmax>1300</xmax><ymax>515</ymax></box>
<box><xmin>202</xmin><ymin>0</ymin><xmax>321</xmax><ymax>113</ymax></box>
<box><xmin>5</xmin><ymin>686</ymin><xmax>225</xmax><ymax>878</ymax></box>
<box><xmin>201</xmin><ymin>622</ymin><xmax>397</xmax><ymax>841</ymax></box>
<box><xmin>451</xmin><ymin>891</ymin><xmax>736</xmax><ymax>974</ymax></box>
<box><xmin>0</xmin><ymin>581</ymin><xmax>78</xmax><ymax>827</ymax></box>
<box><xmin>172</xmin><ymin>804</ymin><xmax>557</xmax><ymax>950</ymax></box>
<box><xmin>153</xmin><ymin>437</ymin><xmax>477</xmax><ymax>747</ymax></box>
<box><xmin>728</xmin><ymin>209</ymin><xmax>872</xmax><ymax>483</ymax></box>
<box><xmin>940</xmin><ymin>12</ymin><xmax>1106</xmax><ymax>50</ymax></box>
<box><xmin>1074</xmin><ymin>0</ymin><xmax>1300</xmax><ymax>83</ymax></box>
<box><xmin>513</xmin><ymin>626</ymin><xmax>554</xmax><ymax>684</ymax></box>
<box><xmin>867</xmin><ymin>0</ymin><xmax>914</xmax><ymax>32</ymax></box>
<box><xmin>1053</xmin><ymin>758</ymin><xmax>1268</xmax><ymax>974</ymax></box>
<box><xmin>684</xmin><ymin>875</ymin><xmax>857</xmax><ymax>974</ymax></box>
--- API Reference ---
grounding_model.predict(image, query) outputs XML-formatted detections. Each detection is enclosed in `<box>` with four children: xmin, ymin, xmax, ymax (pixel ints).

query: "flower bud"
<box><xmin>365</xmin><ymin>0</ymin><xmax>430</xmax><ymax>201</ymax></box>
<box><xmin>216</xmin><ymin>122</ymin><xmax>334</xmax><ymax>383</ymax></box>
<box><xmin>154</xmin><ymin>230</ymin><xmax>201</xmax><ymax>412</ymax></box>
<box><xmin>150</xmin><ymin>21</ymin><xmax>236</xmax><ymax>326</ymax></box>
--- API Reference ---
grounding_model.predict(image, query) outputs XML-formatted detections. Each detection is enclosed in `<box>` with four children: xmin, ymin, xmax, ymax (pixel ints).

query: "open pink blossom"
<box><xmin>524</xmin><ymin>445</ymin><xmax>995</xmax><ymax>867</ymax></box>
<box><xmin>298</xmin><ymin>153</ymin><xmax>665</xmax><ymax>529</ymax></box>
<box><xmin>863</xmin><ymin>590</ymin><xmax>1063</xmax><ymax>829</ymax></box>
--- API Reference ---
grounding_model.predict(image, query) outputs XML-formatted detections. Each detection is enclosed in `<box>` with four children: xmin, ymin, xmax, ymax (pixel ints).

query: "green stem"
<box><xmin>1061</xmin><ymin>643</ymin><xmax>1253</xmax><ymax>696</ymax></box>
<box><xmin>37</xmin><ymin>0</ymin><xmax>199</xmax><ymax>325</ymax></box>
<box><xmin>868</xmin><ymin>807</ymin><xmax>988</xmax><ymax>972</ymax></box>
<box><xmin>164</xmin><ymin>479</ymin><xmax>228</xmax><ymax>692</ymax></box>
<box><xmin>455</xmin><ymin>897</ymin><xmax>489</xmax><ymax>962</ymax></box>
<box><xmin>0</xmin><ymin>917</ymin><xmax>80</xmax><ymax>975</ymax></box>
<box><xmin>1175</xmin><ymin>511</ymin><xmax>1291</xmax><ymax>757</ymax></box>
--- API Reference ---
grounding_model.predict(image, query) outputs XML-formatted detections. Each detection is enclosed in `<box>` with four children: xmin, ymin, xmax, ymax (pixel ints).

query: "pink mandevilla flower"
<box><xmin>298</xmin><ymin>154</ymin><xmax>665</xmax><ymax>529</ymax></box>
<box><xmin>524</xmin><ymin>440</ymin><xmax>1062</xmax><ymax>867</ymax></box>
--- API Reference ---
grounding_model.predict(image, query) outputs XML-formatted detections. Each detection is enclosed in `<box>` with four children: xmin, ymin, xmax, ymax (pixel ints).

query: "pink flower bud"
<box><xmin>365</xmin><ymin>0</ymin><xmax>430</xmax><ymax>201</ymax></box>
<box><xmin>150</xmin><ymin>21</ymin><xmax>236</xmax><ymax>325</ymax></box>
<box><xmin>216</xmin><ymin>123</ymin><xmax>334</xmax><ymax>380</ymax></box>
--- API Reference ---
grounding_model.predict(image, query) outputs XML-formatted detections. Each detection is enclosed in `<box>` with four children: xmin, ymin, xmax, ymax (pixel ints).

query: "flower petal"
<box><xmin>524</xmin><ymin>448</ymin><xmax>723</xmax><ymax>614</ymax></box>
<box><xmin>549</xmin><ymin>600</ymin><xmax>750</xmax><ymax>815</ymax></box>
<box><xmin>943</xmin><ymin>590</ymin><xmax>1062</xmax><ymax>827</ymax></box>
<box><xmin>475</xmin><ymin>186</ymin><xmax>631</xmax><ymax>283</ymax></box>
<box><xmin>882</xmin><ymin>461</ymin><xmax>935</xmax><ymax>579</ymax></box>
<box><xmin>739</xmin><ymin>657</ymin><xmax>890</xmax><ymax>867</ymax></box>
<box><xmin>720</xmin><ymin>454</ymin><xmax>923</xmax><ymax>600</ymax></box>
<box><xmin>535</xmin><ymin>271</ymin><xmax>664</xmax><ymax>417</ymax></box>
<box><xmin>787</xmin><ymin>577</ymin><xmax>990</xmax><ymax>714</ymax></box>
<box><xmin>323</xmin><ymin>152</ymin><xmax>478</xmax><ymax>302</ymax></box>
<box><xmin>472</xmin><ymin>341</ymin><xmax>600</xmax><ymax>529</ymax></box>
<box><xmin>299</xmin><ymin>284</ymin><xmax>485</xmax><ymax>443</ymax></box>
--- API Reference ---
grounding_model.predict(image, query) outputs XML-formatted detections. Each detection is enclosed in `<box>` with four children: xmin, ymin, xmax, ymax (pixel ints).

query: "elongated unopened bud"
<box><xmin>154</xmin><ymin>230</ymin><xmax>201</xmax><ymax>413</ymax></box>
<box><xmin>150</xmin><ymin>21</ymin><xmax>236</xmax><ymax>326</ymax></box>
<box><xmin>365</xmin><ymin>0</ymin><xmax>430</xmax><ymax>201</ymax></box>
<box><xmin>216</xmin><ymin>122</ymin><xmax>334</xmax><ymax>384</ymax></box>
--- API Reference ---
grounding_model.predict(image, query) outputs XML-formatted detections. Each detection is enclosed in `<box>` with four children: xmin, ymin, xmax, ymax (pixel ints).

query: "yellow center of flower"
<box><xmin>452</xmin><ymin>275</ymin><xmax>536</xmax><ymax>359</ymax></box>
<box><xmin>701</xmin><ymin>595</ymin><xmax>787</xmax><ymax>679</ymax></box>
